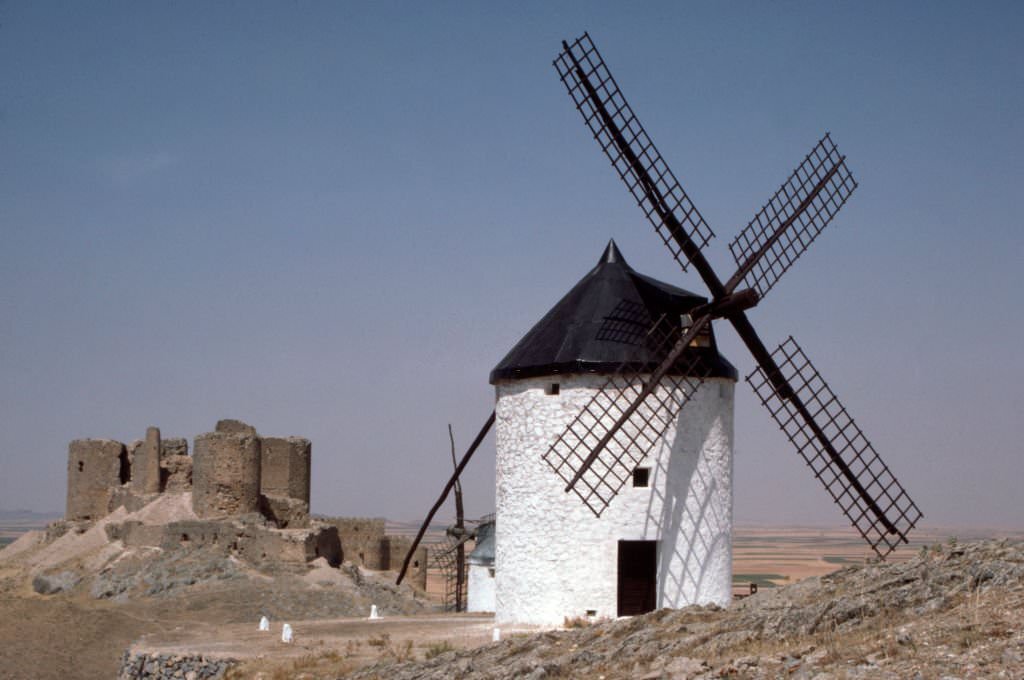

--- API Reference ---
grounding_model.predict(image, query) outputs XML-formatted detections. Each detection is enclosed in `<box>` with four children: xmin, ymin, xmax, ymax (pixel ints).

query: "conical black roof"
<box><xmin>490</xmin><ymin>240</ymin><xmax>737</xmax><ymax>383</ymax></box>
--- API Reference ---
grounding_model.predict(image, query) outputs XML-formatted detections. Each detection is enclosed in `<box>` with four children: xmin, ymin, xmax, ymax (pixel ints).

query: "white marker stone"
<box><xmin>259</xmin><ymin>616</ymin><xmax>270</xmax><ymax>632</ymax></box>
<box><xmin>369</xmin><ymin>604</ymin><xmax>380</xmax><ymax>619</ymax></box>
<box><xmin>492</xmin><ymin>628</ymin><xmax>501</xmax><ymax>642</ymax></box>
<box><xmin>281</xmin><ymin>623</ymin><xmax>293</xmax><ymax>643</ymax></box>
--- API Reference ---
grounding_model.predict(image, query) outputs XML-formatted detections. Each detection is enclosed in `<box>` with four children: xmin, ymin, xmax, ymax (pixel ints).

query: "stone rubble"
<box><xmin>117</xmin><ymin>652</ymin><xmax>236</xmax><ymax>680</ymax></box>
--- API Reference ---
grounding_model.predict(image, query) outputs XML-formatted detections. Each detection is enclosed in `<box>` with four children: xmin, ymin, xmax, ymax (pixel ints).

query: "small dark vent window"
<box><xmin>632</xmin><ymin>467</ymin><xmax>650</xmax><ymax>488</ymax></box>
<box><xmin>77</xmin><ymin>461</ymin><xmax>84</xmax><ymax>472</ymax></box>
<box><xmin>545</xmin><ymin>383</ymin><xmax>560</xmax><ymax>395</ymax></box>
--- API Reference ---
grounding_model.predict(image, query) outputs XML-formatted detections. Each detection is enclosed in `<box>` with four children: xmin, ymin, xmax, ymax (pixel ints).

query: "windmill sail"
<box><xmin>555</xmin><ymin>33</ymin><xmax>715</xmax><ymax>272</ymax></box>
<box><xmin>549</xmin><ymin>32</ymin><xmax>920</xmax><ymax>553</ymax></box>
<box><xmin>746</xmin><ymin>337</ymin><xmax>922</xmax><ymax>556</ymax></box>
<box><xmin>726</xmin><ymin>134</ymin><xmax>858</xmax><ymax>299</ymax></box>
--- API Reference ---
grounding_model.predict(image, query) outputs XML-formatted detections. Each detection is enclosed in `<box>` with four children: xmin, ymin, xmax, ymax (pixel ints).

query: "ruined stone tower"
<box><xmin>260</xmin><ymin>437</ymin><xmax>312</xmax><ymax>506</ymax></box>
<box><xmin>133</xmin><ymin>426</ymin><xmax>162</xmax><ymax>494</ymax></box>
<box><xmin>66</xmin><ymin>439</ymin><xmax>129</xmax><ymax>521</ymax></box>
<box><xmin>191</xmin><ymin>429</ymin><xmax>262</xmax><ymax>519</ymax></box>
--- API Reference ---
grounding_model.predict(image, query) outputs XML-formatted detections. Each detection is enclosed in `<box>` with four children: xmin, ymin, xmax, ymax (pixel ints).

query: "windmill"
<box><xmin>407</xmin><ymin>425</ymin><xmax>493</xmax><ymax>611</ymax></box>
<box><xmin>428</xmin><ymin>425</ymin><xmax>496</xmax><ymax>611</ymax></box>
<box><xmin>399</xmin><ymin>33</ymin><xmax>921</xmax><ymax>605</ymax></box>
<box><xmin>545</xmin><ymin>32</ymin><xmax>921</xmax><ymax>556</ymax></box>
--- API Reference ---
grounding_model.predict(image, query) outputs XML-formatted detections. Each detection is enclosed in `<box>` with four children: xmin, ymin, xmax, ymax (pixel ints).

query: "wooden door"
<box><xmin>617</xmin><ymin>540</ymin><xmax>657</xmax><ymax>616</ymax></box>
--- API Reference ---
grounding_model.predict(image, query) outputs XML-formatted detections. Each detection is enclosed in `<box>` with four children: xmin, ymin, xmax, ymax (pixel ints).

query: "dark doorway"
<box><xmin>617</xmin><ymin>540</ymin><xmax>657</xmax><ymax>616</ymax></box>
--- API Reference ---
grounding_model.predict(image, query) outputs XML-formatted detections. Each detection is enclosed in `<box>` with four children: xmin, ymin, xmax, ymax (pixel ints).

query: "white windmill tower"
<box><xmin>488</xmin><ymin>240</ymin><xmax>737</xmax><ymax>624</ymax></box>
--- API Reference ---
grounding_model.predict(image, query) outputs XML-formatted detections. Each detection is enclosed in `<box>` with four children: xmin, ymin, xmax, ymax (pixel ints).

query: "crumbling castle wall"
<box><xmin>161</xmin><ymin>438</ymin><xmax>188</xmax><ymax>458</ymax></box>
<box><xmin>383</xmin><ymin>535</ymin><xmax>428</xmax><ymax>591</ymax></box>
<box><xmin>191</xmin><ymin>432</ymin><xmax>261</xmax><ymax>518</ymax></box>
<box><xmin>105</xmin><ymin>517</ymin><xmax>342</xmax><ymax>567</ymax></box>
<box><xmin>159</xmin><ymin>437</ymin><xmax>192</xmax><ymax>492</ymax></box>
<box><xmin>215</xmin><ymin>419</ymin><xmax>257</xmax><ymax>436</ymax></box>
<box><xmin>133</xmin><ymin>426</ymin><xmax>162</xmax><ymax>494</ymax></box>
<box><xmin>328</xmin><ymin>517</ymin><xmax>386</xmax><ymax>568</ymax></box>
<box><xmin>260</xmin><ymin>437</ymin><xmax>311</xmax><ymax>504</ymax></box>
<box><xmin>66</xmin><ymin>439</ymin><xmax>128</xmax><ymax>521</ymax></box>
<box><xmin>321</xmin><ymin>518</ymin><xmax>426</xmax><ymax>586</ymax></box>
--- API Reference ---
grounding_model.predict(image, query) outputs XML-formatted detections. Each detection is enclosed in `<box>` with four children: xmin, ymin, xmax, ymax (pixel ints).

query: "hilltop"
<box><xmin>322</xmin><ymin>539</ymin><xmax>1023</xmax><ymax>679</ymax></box>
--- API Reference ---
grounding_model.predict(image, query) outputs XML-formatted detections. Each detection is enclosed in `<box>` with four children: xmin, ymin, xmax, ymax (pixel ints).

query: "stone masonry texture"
<box><xmin>214</xmin><ymin>419</ymin><xmax>257</xmax><ymax>436</ymax></box>
<box><xmin>260</xmin><ymin>436</ymin><xmax>311</xmax><ymax>504</ymax></box>
<box><xmin>383</xmin><ymin>536</ymin><xmax>428</xmax><ymax>591</ymax></box>
<box><xmin>161</xmin><ymin>437</ymin><xmax>188</xmax><ymax>459</ymax></box>
<box><xmin>160</xmin><ymin>455</ymin><xmax>193</xmax><ymax>493</ymax></box>
<box><xmin>134</xmin><ymin>426</ymin><xmax>162</xmax><ymax>494</ymax></box>
<box><xmin>191</xmin><ymin>432</ymin><xmax>262</xmax><ymax>519</ymax></box>
<box><xmin>328</xmin><ymin>518</ymin><xmax>386</xmax><ymax>569</ymax></box>
<box><xmin>66</xmin><ymin>439</ymin><xmax>127</xmax><ymax>521</ymax></box>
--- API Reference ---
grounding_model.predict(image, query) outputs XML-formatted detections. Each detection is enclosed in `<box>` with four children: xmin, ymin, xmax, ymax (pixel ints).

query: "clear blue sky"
<box><xmin>1</xmin><ymin>2</ymin><xmax>1022</xmax><ymax>529</ymax></box>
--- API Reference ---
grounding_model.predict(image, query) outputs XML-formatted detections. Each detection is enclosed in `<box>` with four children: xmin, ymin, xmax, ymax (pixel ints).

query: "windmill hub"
<box><xmin>689</xmin><ymin>288</ymin><xmax>760</xmax><ymax>321</ymax></box>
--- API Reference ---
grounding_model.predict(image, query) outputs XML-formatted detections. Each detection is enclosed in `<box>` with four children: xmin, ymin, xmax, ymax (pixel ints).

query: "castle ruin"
<box><xmin>63</xmin><ymin>419</ymin><xmax>427</xmax><ymax>588</ymax></box>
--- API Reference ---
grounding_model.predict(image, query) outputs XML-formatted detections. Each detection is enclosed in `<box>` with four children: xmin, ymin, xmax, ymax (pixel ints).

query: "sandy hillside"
<box><xmin>0</xmin><ymin>494</ymin><xmax>430</xmax><ymax>680</ymax></box>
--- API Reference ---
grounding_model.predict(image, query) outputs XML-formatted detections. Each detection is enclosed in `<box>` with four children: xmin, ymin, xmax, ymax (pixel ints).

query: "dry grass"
<box><xmin>226</xmin><ymin>650</ymin><xmax>358</xmax><ymax>680</ymax></box>
<box><xmin>422</xmin><ymin>640</ymin><xmax>455</xmax><ymax>659</ymax></box>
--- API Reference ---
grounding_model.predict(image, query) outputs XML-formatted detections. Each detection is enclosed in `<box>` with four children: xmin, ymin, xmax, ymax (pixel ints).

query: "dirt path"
<box><xmin>133</xmin><ymin>612</ymin><xmax>545</xmax><ymax>669</ymax></box>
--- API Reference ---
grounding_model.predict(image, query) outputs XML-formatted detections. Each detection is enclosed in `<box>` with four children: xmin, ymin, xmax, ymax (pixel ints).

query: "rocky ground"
<box><xmin>4</xmin><ymin>517</ymin><xmax>1022</xmax><ymax>679</ymax></box>
<box><xmin>306</xmin><ymin>540</ymin><xmax>1022</xmax><ymax>679</ymax></box>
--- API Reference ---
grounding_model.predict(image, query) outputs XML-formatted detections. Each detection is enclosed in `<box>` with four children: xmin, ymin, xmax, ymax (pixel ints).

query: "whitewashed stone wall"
<box><xmin>467</xmin><ymin>563</ymin><xmax>496</xmax><ymax>612</ymax></box>
<box><xmin>494</xmin><ymin>373</ymin><xmax>734</xmax><ymax>626</ymax></box>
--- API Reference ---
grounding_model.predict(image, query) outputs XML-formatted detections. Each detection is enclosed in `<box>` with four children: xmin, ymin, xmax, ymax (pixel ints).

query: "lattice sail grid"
<box><xmin>543</xmin><ymin>315</ymin><xmax>711</xmax><ymax>517</ymax></box>
<box><xmin>747</xmin><ymin>337</ymin><xmax>922</xmax><ymax>556</ymax></box>
<box><xmin>429</xmin><ymin>535</ymin><xmax>468</xmax><ymax>612</ymax></box>
<box><xmin>554</xmin><ymin>33</ymin><xmax>714</xmax><ymax>270</ymax></box>
<box><xmin>728</xmin><ymin>133</ymin><xmax>858</xmax><ymax>299</ymax></box>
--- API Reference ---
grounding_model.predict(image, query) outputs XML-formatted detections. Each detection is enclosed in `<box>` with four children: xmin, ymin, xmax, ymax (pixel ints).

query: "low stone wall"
<box><xmin>104</xmin><ymin>517</ymin><xmax>342</xmax><ymax>567</ymax></box>
<box><xmin>118</xmin><ymin>651</ymin><xmax>236</xmax><ymax>679</ymax></box>
<box><xmin>326</xmin><ymin>517</ymin><xmax>385</xmax><ymax>568</ymax></box>
<box><xmin>232</xmin><ymin>524</ymin><xmax>341</xmax><ymax>566</ymax></box>
<box><xmin>383</xmin><ymin>535</ymin><xmax>428</xmax><ymax>591</ymax></box>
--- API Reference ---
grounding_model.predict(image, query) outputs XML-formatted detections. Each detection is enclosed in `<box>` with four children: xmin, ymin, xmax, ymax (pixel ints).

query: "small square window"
<box><xmin>488</xmin><ymin>568</ymin><xmax>495</xmax><ymax>578</ymax></box>
<box><xmin>632</xmin><ymin>467</ymin><xmax>650</xmax><ymax>488</ymax></box>
<box><xmin>545</xmin><ymin>383</ymin><xmax>560</xmax><ymax>395</ymax></box>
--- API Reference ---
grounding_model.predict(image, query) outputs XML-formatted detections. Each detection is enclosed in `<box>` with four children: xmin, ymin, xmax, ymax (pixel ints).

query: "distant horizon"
<box><xmin>3</xmin><ymin>504</ymin><xmax>1021</xmax><ymax>537</ymax></box>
